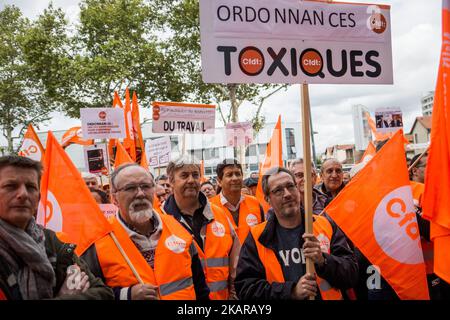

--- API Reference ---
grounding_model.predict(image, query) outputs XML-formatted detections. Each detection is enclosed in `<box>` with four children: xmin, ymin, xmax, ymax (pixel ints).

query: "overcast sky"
<box><xmin>0</xmin><ymin>0</ymin><xmax>442</xmax><ymax>154</ymax></box>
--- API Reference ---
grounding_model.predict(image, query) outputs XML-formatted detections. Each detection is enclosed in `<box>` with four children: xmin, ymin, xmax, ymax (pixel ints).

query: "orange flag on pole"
<box><xmin>132</xmin><ymin>91</ymin><xmax>145</xmax><ymax>164</ymax></box>
<box><xmin>108</xmin><ymin>91</ymin><xmax>124</xmax><ymax>165</ymax></box>
<box><xmin>114</xmin><ymin>141</ymin><xmax>134</xmax><ymax>169</ymax></box>
<box><xmin>123</xmin><ymin>88</ymin><xmax>136</xmax><ymax>161</ymax></box>
<box><xmin>18</xmin><ymin>124</ymin><xmax>45</xmax><ymax>162</ymax></box>
<box><xmin>61</xmin><ymin>126</ymin><xmax>94</xmax><ymax>148</ymax></box>
<box><xmin>37</xmin><ymin>131</ymin><xmax>112</xmax><ymax>256</ymax></box>
<box><xmin>255</xmin><ymin>116</ymin><xmax>283</xmax><ymax>212</ymax></box>
<box><xmin>326</xmin><ymin>130</ymin><xmax>429</xmax><ymax>300</ymax></box>
<box><xmin>422</xmin><ymin>0</ymin><xmax>450</xmax><ymax>284</ymax></box>
<box><xmin>358</xmin><ymin>141</ymin><xmax>376</xmax><ymax>163</ymax></box>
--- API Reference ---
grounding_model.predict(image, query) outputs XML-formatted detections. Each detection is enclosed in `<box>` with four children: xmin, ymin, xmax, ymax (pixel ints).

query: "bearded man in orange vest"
<box><xmin>235</xmin><ymin>167</ymin><xmax>358</xmax><ymax>300</ymax></box>
<box><xmin>162</xmin><ymin>155</ymin><xmax>241</xmax><ymax>300</ymax></box>
<box><xmin>82</xmin><ymin>163</ymin><xmax>210</xmax><ymax>300</ymax></box>
<box><xmin>210</xmin><ymin>159</ymin><xmax>265</xmax><ymax>246</ymax></box>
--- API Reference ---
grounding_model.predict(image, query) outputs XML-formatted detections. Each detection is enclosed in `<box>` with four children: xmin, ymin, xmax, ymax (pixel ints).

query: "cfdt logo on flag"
<box><xmin>373</xmin><ymin>186</ymin><xmax>423</xmax><ymax>264</ymax></box>
<box><xmin>18</xmin><ymin>139</ymin><xmax>41</xmax><ymax>161</ymax></box>
<box><xmin>37</xmin><ymin>191</ymin><xmax>63</xmax><ymax>232</ymax></box>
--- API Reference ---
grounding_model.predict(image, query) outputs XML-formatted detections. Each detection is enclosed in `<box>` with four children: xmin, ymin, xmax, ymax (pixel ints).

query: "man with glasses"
<box><xmin>235</xmin><ymin>167</ymin><xmax>357</xmax><ymax>300</ymax></box>
<box><xmin>318</xmin><ymin>159</ymin><xmax>346</xmax><ymax>199</ymax></box>
<box><xmin>82</xmin><ymin>163</ymin><xmax>210</xmax><ymax>300</ymax></box>
<box><xmin>162</xmin><ymin>155</ymin><xmax>241</xmax><ymax>300</ymax></box>
<box><xmin>290</xmin><ymin>158</ymin><xmax>330</xmax><ymax>215</ymax></box>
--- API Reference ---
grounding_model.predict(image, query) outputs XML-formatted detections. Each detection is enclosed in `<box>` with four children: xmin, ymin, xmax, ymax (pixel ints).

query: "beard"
<box><xmin>128</xmin><ymin>199</ymin><xmax>154</xmax><ymax>224</ymax></box>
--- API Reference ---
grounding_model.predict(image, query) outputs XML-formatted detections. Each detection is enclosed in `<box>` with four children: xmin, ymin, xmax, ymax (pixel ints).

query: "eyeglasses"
<box><xmin>116</xmin><ymin>183</ymin><xmax>154</xmax><ymax>194</ymax></box>
<box><xmin>270</xmin><ymin>183</ymin><xmax>297</xmax><ymax>197</ymax></box>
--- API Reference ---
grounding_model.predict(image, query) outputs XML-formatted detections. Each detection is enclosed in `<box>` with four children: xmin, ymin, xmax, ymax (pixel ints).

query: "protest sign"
<box><xmin>81</xmin><ymin>108</ymin><xmax>126</xmax><ymax>139</ymax></box>
<box><xmin>99</xmin><ymin>204</ymin><xmax>119</xmax><ymax>219</ymax></box>
<box><xmin>226</xmin><ymin>122</ymin><xmax>253</xmax><ymax>147</ymax></box>
<box><xmin>375</xmin><ymin>107</ymin><xmax>403</xmax><ymax>133</ymax></box>
<box><xmin>145</xmin><ymin>136</ymin><xmax>172</xmax><ymax>168</ymax></box>
<box><xmin>200</xmin><ymin>0</ymin><xmax>392</xmax><ymax>84</ymax></box>
<box><xmin>83</xmin><ymin>144</ymin><xmax>108</xmax><ymax>175</ymax></box>
<box><xmin>152</xmin><ymin>101</ymin><xmax>216</xmax><ymax>134</ymax></box>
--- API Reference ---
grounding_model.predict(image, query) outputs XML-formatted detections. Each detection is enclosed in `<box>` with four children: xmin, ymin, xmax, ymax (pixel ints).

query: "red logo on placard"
<box><xmin>98</xmin><ymin>111</ymin><xmax>107</xmax><ymax>120</ymax></box>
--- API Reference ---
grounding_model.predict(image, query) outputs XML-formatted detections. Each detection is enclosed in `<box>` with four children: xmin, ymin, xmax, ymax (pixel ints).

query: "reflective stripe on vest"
<box><xmin>208</xmin><ymin>280</ymin><xmax>229</xmax><ymax>293</ymax></box>
<box><xmin>159</xmin><ymin>277</ymin><xmax>193</xmax><ymax>297</ymax></box>
<box><xmin>199</xmin><ymin>204</ymin><xmax>234</xmax><ymax>300</ymax></box>
<box><xmin>96</xmin><ymin>216</ymin><xmax>196</xmax><ymax>300</ymax></box>
<box><xmin>210</xmin><ymin>195</ymin><xmax>263</xmax><ymax>244</ymax></box>
<box><xmin>250</xmin><ymin>217</ymin><xmax>343</xmax><ymax>300</ymax></box>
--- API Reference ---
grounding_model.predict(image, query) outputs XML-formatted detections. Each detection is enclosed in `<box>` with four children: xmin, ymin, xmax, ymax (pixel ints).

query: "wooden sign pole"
<box><xmin>300</xmin><ymin>83</ymin><xmax>315</xmax><ymax>300</ymax></box>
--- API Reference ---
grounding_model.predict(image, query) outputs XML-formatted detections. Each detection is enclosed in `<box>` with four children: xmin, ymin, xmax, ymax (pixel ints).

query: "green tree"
<box><xmin>0</xmin><ymin>5</ymin><xmax>65</xmax><ymax>152</ymax></box>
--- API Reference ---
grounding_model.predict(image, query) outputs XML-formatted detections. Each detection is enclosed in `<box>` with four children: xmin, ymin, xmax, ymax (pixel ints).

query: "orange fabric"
<box><xmin>60</xmin><ymin>126</ymin><xmax>93</xmax><ymax>148</ymax></box>
<box><xmin>255</xmin><ymin>116</ymin><xmax>283</xmax><ymax>212</ymax></box>
<box><xmin>123</xmin><ymin>88</ymin><xmax>136</xmax><ymax>161</ymax></box>
<box><xmin>114</xmin><ymin>142</ymin><xmax>134</xmax><ymax>169</ymax></box>
<box><xmin>358</xmin><ymin>141</ymin><xmax>376</xmax><ymax>163</ymax></box>
<box><xmin>210</xmin><ymin>194</ymin><xmax>263</xmax><ymax>245</ymax></box>
<box><xmin>196</xmin><ymin>204</ymin><xmax>234</xmax><ymax>300</ymax></box>
<box><xmin>250</xmin><ymin>215</ymin><xmax>343</xmax><ymax>300</ymax></box>
<box><xmin>38</xmin><ymin>132</ymin><xmax>112</xmax><ymax>256</ymax></box>
<box><xmin>18</xmin><ymin>124</ymin><xmax>45</xmax><ymax>162</ymax></box>
<box><xmin>422</xmin><ymin>2</ymin><xmax>450</xmax><ymax>284</ymax></box>
<box><xmin>200</xmin><ymin>160</ymin><xmax>207</xmax><ymax>183</ymax></box>
<box><xmin>131</xmin><ymin>91</ymin><xmax>145</xmax><ymax>164</ymax></box>
<box><xmin>325</xmin><ymin>131</ymin><xmax>429</xmax><ymax>300</ymax></box>
<box><xmin>96</xmin><ymin>216</ymin><xmax>196</xmax><ymax>299</ymax></box>
<box><xmin>113</xmin><ymin>91</ymin><xmax>123</xmax><ymax>109</ymax></box>
<box><xmin>108</xmin><ymin>91</ymin><xmax>123</xmax><ymax>166</ymax></box>
<box><xmin>410</xmin><ymin>181</ymin><xmax>434</xmax><ymax>275</ymax></box>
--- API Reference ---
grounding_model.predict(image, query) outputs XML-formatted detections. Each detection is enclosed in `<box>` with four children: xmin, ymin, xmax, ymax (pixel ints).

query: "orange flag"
<box><xmin>200</xmin><ymin>160</ymin><xmax>207</xmax><ymax>183</ymax></box>
<box><xmin>18</xmin><ymin>124</ymin><xmax>45</xmax><ymax>162</ymax></box>
<box><xmin>114</xmin><ymin>141</ymin><xmax>134</xmax><ymax>169</ymax></box>
<box><xmin>108</xmin><ymin>91</ymin><xmax>124</xmax><ymax>165</ymax></box>
<box><xmin>422</xmin><ymin>0</ymin><xmax>450</xmax><ymax>284</ymax></box>
<box><xmin>123</xmin><ymin>88</ymin><xmax>136</xmax><ymax>161</ymax></box>
<box><xmin>132</xmin><ymin>91</ymin><xmax>145</xmax><ymax>164</ymax></box>
<box><xmin>255</xmin><ymin>116</ymin><xmax>283</xmax><ymax>212</ymax></box>
<box><xmin>358</xmin><ymin>141</ymin><xmax>376</xmax><ymax>163</ymax></box>
<box><xmin>61</xmin><ymin>126</ymin><xmax>94</xmax><ymax>148</ymax></box>
<box><xmin>37</xmin><ymin>132</ymin><xmax>112</xmax><ymax>256</ymax></box>
<box><xmin>326</xmin><ymin>130</ymin><xmax>429</xmax><ymax>300</ymax></box>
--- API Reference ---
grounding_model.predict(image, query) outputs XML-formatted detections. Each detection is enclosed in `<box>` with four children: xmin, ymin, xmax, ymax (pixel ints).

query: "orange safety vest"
<box><xmin>410</xmin><ymin>181</ymin><xmax>434</xmax><ymax>275</ymax></box>
<box><xmin>95</xmin><ymin>215</ymin><xmax>196</xmax><ymax>300</ymax></box>
<box><xmin>250</xmin><ymin>215</ymin><xmax>343</xmax><ymax>300</ymax></box>
<box><xmin>210</xmin><ymin>194</ymin><xmax>263</xmax><ymax>244</ymax></box>
<box><xmin>197</xmin><ymin>204</ymin><xmax>234</xmax><ymax>300</ymax></box>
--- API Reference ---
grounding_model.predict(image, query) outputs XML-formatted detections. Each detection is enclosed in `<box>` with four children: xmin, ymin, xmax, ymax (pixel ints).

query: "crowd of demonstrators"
<box><xmin>2</xmin><ymin>149</ymin><xmax>449</xmax><ymax>301</ymax></box>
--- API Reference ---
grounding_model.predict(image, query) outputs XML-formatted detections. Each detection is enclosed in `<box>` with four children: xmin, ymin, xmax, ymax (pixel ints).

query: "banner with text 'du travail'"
<box><xmin>200</xmin><ymin>0</ymin><xmax>393</xmax><ymax>84</ymax></box>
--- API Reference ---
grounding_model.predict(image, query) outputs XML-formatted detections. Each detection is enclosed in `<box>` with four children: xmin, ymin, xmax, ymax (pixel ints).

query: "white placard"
<box><xmin>375</xmin><ymin>107</ymin><xmax>403</xmax><ymax>134</ymax></box>
<box><xmin>99</xmin><ymin>204</ymin><xmax>118</xmax><ymax>219</ymax></box>
<box><xmin>200</xmin><ymin>0</ymin><xmax>393</xmax><ymax>84</ymax></box>
<box><xmin>152</xmin><ymin>103</ymin><xmax>216</xmax><ymax>134</ymax></box>
<box><xmin>145</xmin><ymin>136</ymin><xmax>172</xmax><ymax>168</ymax></box>
<box><xmin>80</xmin><ymin>108</ymin><xmax>126</xmax><ymax>139</ymax></box>
<box><xmin>226</xmin><ymin>122</ymin><xmax>253</xmax><ymax>147</ymax></box>
<box><xmin>83</xmin><ymin>143</ymin><xmax>108</xmax><ymax>175</ymax></box>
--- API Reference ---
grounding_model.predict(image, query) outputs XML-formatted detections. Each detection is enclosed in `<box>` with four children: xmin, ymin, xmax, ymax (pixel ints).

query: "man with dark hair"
<box><xmin>243</xmin><ymin>177</ymin><xmax>258</xmax><ymax>196</ymax></box>
<box><xmin>235</xmin><ymin>166</ymin><xmax>358</xmax><ymax>300</ymax></box>
<box><xmin>200</xmin><ymin>181</ymin><xmax>216</xmax><ymax>199</ymax></box>
<box><xmin>0</xmin><ymin>155</ymin><xmax>113</xmax><ymax>300</ymax></box>
<box><xmin>318</xmin><ymin>159</ymin><xmax>345</xmax><ymax>199</ymax></box>
<box><xmin>163</xmin><ymin>155</ymin><xmax>240</xmax><ymax>300</ymax></box>
<box><xmin>82</xmin><ymin>162</ymin><xmax>210</xmax><ymax>300</ymax></box>
<box><xmin>210</xmin><ymin>159</ymin><xmax>265</xmax><ymax>245</ymax></box>
<box><xmin>155</xmin><ymin>174</ymin><xmax>172</xmax><ymax>198</ymax></box>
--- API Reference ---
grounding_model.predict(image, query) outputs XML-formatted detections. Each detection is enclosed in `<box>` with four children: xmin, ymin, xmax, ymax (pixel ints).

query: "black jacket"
<box><xmin>0</xmin><ymin>229</ymin><xmax>113</xmax><ymax>300</ymax></box>
<box><xmin>235</xmin><ymin>211</ymin><xmax>358</xmax><ymax>300</ymax></box>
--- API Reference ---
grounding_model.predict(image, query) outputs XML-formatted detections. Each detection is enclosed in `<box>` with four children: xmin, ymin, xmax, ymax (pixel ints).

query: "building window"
<box><xmin>259</xmin><ymin>143</ymin><xmax>267</xmax><ymax>155</ymax></box>
<box><xmin>245</xmin><ymin>145</ymin><xmax>257</xmax><ymax>157</ymax></box>
<box><xmin>205</xmin><ymin>166</ymin><xmax>213</xmax><ymax>175</ymax></box>
<box><xmin>285</xmin><ymin>128</ymin><xmax>296</xmax><ymax>160</ymax></box>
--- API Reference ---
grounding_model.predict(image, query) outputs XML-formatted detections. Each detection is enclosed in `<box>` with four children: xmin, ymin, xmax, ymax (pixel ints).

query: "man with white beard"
<box><xmin>82</xmin><ymin>163</ymin><xmax>210</xmax><ymax>300</ymax></box>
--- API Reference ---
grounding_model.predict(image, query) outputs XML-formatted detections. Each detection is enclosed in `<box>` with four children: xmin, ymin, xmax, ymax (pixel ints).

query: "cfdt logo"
<box><xmin>366</xmin><ymin>5</ymin><xmax>387</xmax><ymax>34</ymax></box>
<box><xmin>98</xmin><ymin>111</ymin><xmax>107</xmax><ymax>120</ymax></box>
